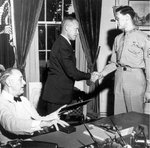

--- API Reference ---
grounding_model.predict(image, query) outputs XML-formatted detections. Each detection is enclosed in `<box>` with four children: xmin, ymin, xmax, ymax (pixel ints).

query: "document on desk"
<box><xmin>83</xmin><ymin>124</ymin><xmax>134</xmax><ymax>141</ymax></box>
<box><xmin>83</xmin><ymin>124</ymin><xmax>115</xmax><ymax>141</ymax></box>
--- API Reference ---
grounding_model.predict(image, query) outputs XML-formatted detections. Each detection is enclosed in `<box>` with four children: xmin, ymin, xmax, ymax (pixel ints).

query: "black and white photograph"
<box><xmin>0</xmin><ymin>0</ymin><xmax>149</xmax><ymax>148</ymax></box>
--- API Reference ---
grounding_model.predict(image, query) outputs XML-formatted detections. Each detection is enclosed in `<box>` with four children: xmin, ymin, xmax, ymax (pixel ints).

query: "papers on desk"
<box><xmin>83</xmin><ymin>124</ymin><xmax>134</xmax><ymax>141</ymax></box>
<box><xmin>119</xmin><ymin>126</ymin><xmax>134</xmax><ymax>137</ymax></box>
<box><xmin>83</xmin><ymin>124</ymin><xmax>114</xmax><ymax>141</ymax></box>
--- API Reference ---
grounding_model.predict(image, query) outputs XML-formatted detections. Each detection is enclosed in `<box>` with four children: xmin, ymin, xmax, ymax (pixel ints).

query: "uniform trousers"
<box><xmin>114</xmin><ymin>67</ymin><xmax>146</xmax><ymax>115</ymax></box>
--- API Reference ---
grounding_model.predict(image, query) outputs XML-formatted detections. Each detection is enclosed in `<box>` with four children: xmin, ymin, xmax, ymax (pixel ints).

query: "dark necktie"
<box><xmin>14</xmin><ymin>96</ymin><xmax>22</xmax><ymax>102</ymax></box>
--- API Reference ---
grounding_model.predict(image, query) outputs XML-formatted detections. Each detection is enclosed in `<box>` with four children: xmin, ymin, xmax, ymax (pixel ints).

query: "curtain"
<box><xmin>75</xmin><ymin>35</ymin><xmax>89</xmax><ymax>117</ymax></box>
<box><xmin>25</xmin><ymin>26</ymin><xmax>40</xmax><ymax>98</ymax></box>
<box><xmin>75</xmin><ymin>35</ymin><xmax>89</xmax><ymax>93</ymax></box>
<box><xmin>73</xmin><ymin>0</ymin><xmax>101</xmax><ymax>69</ymax></box>
<box><xmin>73</xmin><ymin>0</ymin><xmax>102</xmax><ymax>117</ymax></box>
<box><xmin>25</xmin><ymin>27</ymin><xmax>40</xmax><ymax>83</ymax></box>
<box><xmin>13</xmin><ymin>0</ymin><xmax>43</xmax><ymax>75</ymax></box>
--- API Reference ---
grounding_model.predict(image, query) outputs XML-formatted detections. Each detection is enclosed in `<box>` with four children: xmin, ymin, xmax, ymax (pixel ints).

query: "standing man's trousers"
<box><xmin>114</xmin><ymin>67</ymin><xmax>146</xmax><ymax>115</ymax></box>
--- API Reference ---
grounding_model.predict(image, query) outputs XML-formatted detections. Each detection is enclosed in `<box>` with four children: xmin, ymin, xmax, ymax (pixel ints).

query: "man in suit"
<box><xmin>0</xmin><ymin>68</ymin><xmax>69</xmax><ymax>144</ymax></box>
<box><xmin>42</xmin><ymin>17</ymin><xmax>98</xmax><ymax>114</ymax></box>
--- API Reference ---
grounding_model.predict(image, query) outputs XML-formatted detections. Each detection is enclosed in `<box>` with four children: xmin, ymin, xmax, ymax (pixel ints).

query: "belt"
<box><xmin>122</xmin><ymin>66</ymin><xmax>130</xmax><ymax>71</ymax></box>
<box><xmin>122</xmin><ymin>67</ymin><xmax>131</xmax><ymax>71</ymax></box>
<box><xmin>118</xmin><ymin>65</ymin><xmax>143</xmax><ymax>71</ymax></box>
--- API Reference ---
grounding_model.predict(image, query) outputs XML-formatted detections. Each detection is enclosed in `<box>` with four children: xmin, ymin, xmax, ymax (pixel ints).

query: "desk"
<box><xmin>32</xmin><ymin>112</ymin><xmax>150</xmax><ymax>148</ymax></box>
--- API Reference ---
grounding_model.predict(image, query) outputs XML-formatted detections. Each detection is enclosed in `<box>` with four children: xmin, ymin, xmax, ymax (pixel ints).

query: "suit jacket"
<box><xmin>42</xmin><ymin>35</ymin><xmax>91</xmax><ymax>104</ymax></box>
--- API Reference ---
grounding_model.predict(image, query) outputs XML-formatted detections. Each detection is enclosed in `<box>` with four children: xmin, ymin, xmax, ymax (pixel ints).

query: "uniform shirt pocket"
<box><xmin>128</xmin><ymin>41</ymin><xmax>143</xmax><ymax>56</ymax></box>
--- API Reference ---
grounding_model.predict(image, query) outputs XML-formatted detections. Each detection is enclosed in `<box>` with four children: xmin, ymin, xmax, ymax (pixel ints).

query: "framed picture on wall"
<box><xmin>128</xmin><ymin>0</ymin><xmax>150</xmax><ymax>30</ymax></box>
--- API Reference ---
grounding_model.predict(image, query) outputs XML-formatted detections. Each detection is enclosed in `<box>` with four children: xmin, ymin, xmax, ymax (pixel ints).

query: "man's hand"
<box><xmin>50</xmin><ymin>119</ymin><xmax>69</xmax><ymax>131</ymax></box>
<box><xmin>90</xmin><ymin>71</ymin><xmax>99</xmax><ymax>83</ymax></box>
<box><xmin>40</xmin><ymin>105</ymin><xmax>69</xmax><ymax>130</ymax></box>
<box><xmin>40</xmin><ymin>119</ymin><xmax>69</xmax><ymax>131</ymax></box>
<box><xmin>98</xmin><ymin>72</ymin><xmax>104</xmax><ymax>80</ymax></box>
<box><xmin>42</xmin><ymin>105</ymin><xmax>67</xmax><ymax>121</ymax></box>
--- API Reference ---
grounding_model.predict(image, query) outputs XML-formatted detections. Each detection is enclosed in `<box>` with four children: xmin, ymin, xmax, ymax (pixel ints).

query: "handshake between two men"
<box><xmin>90</xmin><ymin>71</ymin><xmax>104</xmax><ymax>83</ymax></box>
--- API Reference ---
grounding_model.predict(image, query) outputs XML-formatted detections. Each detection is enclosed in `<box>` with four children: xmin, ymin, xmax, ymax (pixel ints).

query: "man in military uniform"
<box><xmin>99</xmin><ymin>6</ymin><xmax>150</xmax><ymax>114</ymax></box>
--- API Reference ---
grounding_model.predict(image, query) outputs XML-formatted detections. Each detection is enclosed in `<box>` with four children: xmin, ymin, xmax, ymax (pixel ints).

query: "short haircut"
<box><xmin>0</xmin><ymin>68</ymin><xmax>18</xmax><ymax>89</ymax></box>
<box><xmin>116</xmin><ymin>6</ymin><xmax>135</xmax><ymax>20</ymax></box>
<box><xmin>61</xmin><ymin>16</ymin><xmax>78</xmax><ymax>29</ymax></box>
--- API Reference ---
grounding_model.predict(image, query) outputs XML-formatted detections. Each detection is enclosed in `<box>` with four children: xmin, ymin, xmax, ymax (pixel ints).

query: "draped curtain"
<box><xmin>73</xmin><ymin>0</ymin><xmax>101</xmax><ymax>69</ymax></box>
<box><xmin>13</xmin><ymin>0</ymin><xmax>43</xmax><ymax>75</ymax></box>
<box><xmin>73</xmin><ymin>0</ymin><xmax>102</xmax><ymax>117</ymax></box>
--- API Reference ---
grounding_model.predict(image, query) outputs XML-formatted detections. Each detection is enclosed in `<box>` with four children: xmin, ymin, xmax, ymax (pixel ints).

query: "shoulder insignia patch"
<box><xmin>147</xmin><ymin>35</ymin><xmax>150</xmax><ymax>41</ymax></box>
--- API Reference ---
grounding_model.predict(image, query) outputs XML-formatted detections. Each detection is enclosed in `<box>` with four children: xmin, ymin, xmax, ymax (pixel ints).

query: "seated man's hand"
<box><xmin>40</xmin><ymin>119</ymin><xmax>69</xmax><ymax>131</ymax></box>
<box><xmin>43</xmin><ymin>105</ymin><xmax>67</xmax><ymax>121</ymax></box>
<box><xmin>50</xmin><ymin>119</ymin><xmax>69</xmax><ymax>131</ymax></box>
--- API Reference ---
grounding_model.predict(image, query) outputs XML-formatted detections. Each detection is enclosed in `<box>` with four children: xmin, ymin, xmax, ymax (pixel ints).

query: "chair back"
<box><xmin>28</xmin><ymin>82</ymin><xmax>42</xmax><ymax>109</ymax></box>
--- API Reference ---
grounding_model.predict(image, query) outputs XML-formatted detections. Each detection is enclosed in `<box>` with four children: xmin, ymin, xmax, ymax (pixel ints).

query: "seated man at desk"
<box><xmin>0</xmin><ymin>68</ymin><xmax>69</xmax><ymax>145</ymax></box>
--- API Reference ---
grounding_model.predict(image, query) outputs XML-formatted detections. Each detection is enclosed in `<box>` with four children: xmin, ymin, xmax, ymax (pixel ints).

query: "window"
<box><xmin>38</xmin><ymin>0</ymin><xmax>75</xmax><ymax>82</ymax></box>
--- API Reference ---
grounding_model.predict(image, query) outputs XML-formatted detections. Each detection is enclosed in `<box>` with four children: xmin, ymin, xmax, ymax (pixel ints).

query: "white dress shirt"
<box><xmin>0</xmin><ymin>90</ymin><xmax>42</xmax><ymax>144</ymax></box>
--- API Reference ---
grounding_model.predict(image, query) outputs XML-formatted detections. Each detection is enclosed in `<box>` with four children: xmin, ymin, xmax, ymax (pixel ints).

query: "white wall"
<box><xmin>98</xmin><ymin>0</ymin><xmax>116</xmax><ymax>71</ymax></box>
<box><xmin>97</xmin><ymin>0</ymin><xmax>116</xmax><ymax>117</ymax></box>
